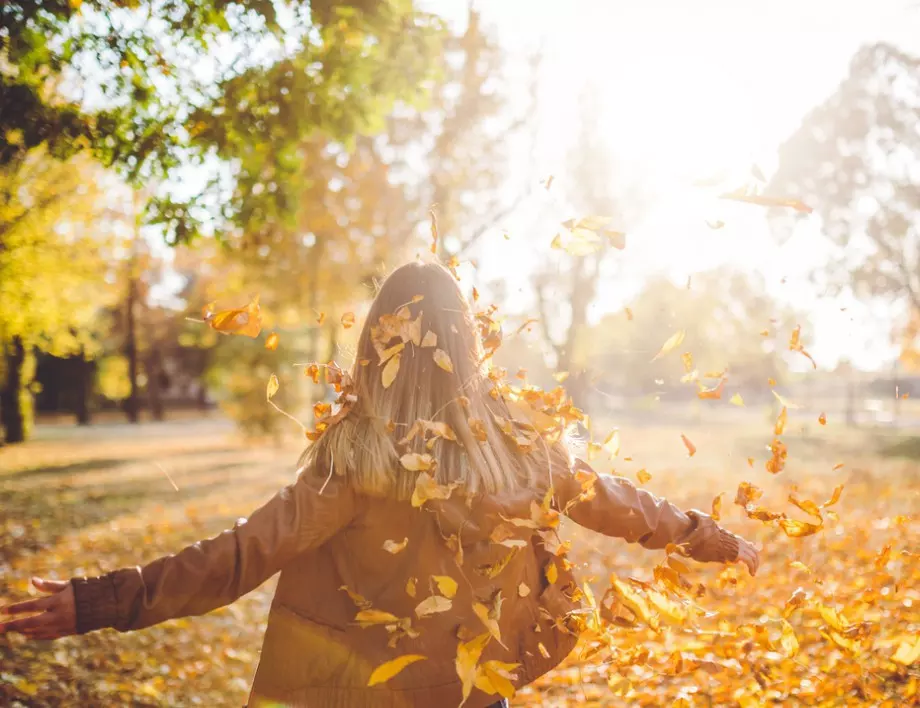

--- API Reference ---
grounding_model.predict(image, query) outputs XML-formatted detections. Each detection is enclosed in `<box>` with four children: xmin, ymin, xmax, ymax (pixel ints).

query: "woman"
<box><xmin>1</xmin><ymin>261</ymin><xmax>758</xmax><ymax>707</ymax></box>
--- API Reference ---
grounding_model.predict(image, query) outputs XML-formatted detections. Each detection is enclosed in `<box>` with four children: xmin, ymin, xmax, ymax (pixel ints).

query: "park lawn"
<box><xmin>1</xmin><ymin>416</ymin><xmax>918</xmax><ymax>706</ymax></box>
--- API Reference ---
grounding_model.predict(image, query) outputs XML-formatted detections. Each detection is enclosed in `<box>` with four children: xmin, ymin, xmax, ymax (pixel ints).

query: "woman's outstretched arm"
<box><xmin>555</xmin><ymin>458</ymin><xmax>759</xmax><ymax>574</ymax></box>
<box><xmin>0</xmin><ymin>469</ymin><xmax>356</xmax><ymax>639</ymax></box>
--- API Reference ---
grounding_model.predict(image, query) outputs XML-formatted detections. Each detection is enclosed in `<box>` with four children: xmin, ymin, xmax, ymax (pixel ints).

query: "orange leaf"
<box><xmin>341</xmin><ymin>312</ymin><xmax>356</xmax><ymax>329</ymax></box>
<box><xmin>711</xmin><ymin>493</ymin><xmax>723</xmax><ymax>521</ymax></box>
<box><xmin>818</xmin><ymin>412</ymin><xmax>827</xmax><ymax>425</ymax></box>
<box><xmin>264</xmin><ymin>332</ymin><xmax>280</xmax><ymax>350</ymax></box>
<box><xmin>204</xmin><ymin>296</ymin><xmax>262</xmax><ymax>337</ymax></box>
<box><xmin>680</xmin><ymin>434</ymin><xmax>696</xmax><ymax>457</ymax></box>
<box><xmin>775</xmin><ymin>407</ymin><xmax>787</xmax><ymax>435</ymax></box>
<box><xmin>636</xmin><ymin>469</ymin><xmax>651</xmax><ymax>484</ymax></box>
<box><xmin>779</xmin><ymin>518</ymin><xmax>823</xmax><ymax>538</ymax></box>
<box><xmin>651</xmin><ymin>330</ymin><xmax>686</xmax><ymax>362</ymax></box>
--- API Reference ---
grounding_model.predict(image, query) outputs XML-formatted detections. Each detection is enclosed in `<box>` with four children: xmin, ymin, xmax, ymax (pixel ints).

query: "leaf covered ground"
<box><xmin>1</xmin><ymin>416</ymin><xmax>918</xmax><ymax>706</ymax></box>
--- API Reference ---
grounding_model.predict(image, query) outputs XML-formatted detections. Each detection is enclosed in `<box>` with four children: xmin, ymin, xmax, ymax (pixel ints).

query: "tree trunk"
<box><xmin>124</xmin><ymin>275</ymin><xmax>140</xmax><ymax>423</ymax></box>
<box><xmin>74</xmin><ymin>354</ymin><xmax>93</xmax><ymax>426</ymax></box>
<box><xmin>1</xmin><ymin>337</ymin><xmax>30</xmax><ymax>443</ymax></box>
<box><xmin>146</xmin><ymin>350</ymin><xmax>165</xmax><ymax>422</ymax></box>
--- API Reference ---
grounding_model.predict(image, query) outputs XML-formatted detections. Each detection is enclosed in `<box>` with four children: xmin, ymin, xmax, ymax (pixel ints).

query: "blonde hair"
<box><xmin>300</xmin><ymin>261</ymin><xmax>570</xmax><ymax>500</ymax></box>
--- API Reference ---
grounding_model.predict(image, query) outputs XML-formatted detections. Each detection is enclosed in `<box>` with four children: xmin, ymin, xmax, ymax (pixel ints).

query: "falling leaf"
<box><xmin>264</xmin><ymin>332</ymin><xmax>279</xmax><ymax>350</ymax></box>
<box><xmin>383</xmin><ymin>538</ymin><xmax>409</xmax><ymax>554</ymax></box>
<box><xmin>780</xmin><ymin>619</ymin><xmax>799</xmax><ymax>657</ymax></box>
<box><xmin>400</xmin><ymin>453</ymin><xmax>435</xmax><ymax>472</ymax></box>
<box><xmin>719</xmin><ymin>190</ymin><xmax>813</xmax><ymax>213</ymax></box>
<box><xmin>406</xmin><ymin>577</ymin><xmax>417</xmax><ymax>597</ymax></box>
<box><xmin>433</xmin><ymin>349</ymin><xmax>454</xmax><ymax>373</ymax></box>
<box><xmin>625</xmin><ymin>307</ymin><xmax>633</xmax><ymax>321</ymax></box>
<box><xmin>788</xmin><ymin>493</ymin><xmax>822</xmax><ymax>519</ymax></box>
<box><xmin>636</xmin><ymin>469</ymin><xmax>651</xmax><ymax>485</ymax></box>
<box><xmin>680</xmin><ymin>434</ymin><xmax>696</xmax><ymax>457</ymax></box>
<box><xmin>340</xmin><ymin>586</ymin><xmax>372</xmax><ymax>609</ymax></box>
<box><xmin>553</xmin><ymin>371</ymin><xmax>570</xmax><ymax>382</ymax></box>
<box><xmin>651</xmin><ymin>330</ymin><xmax>686</xmax><ymax>362</ymax></box>
<box><xmin>779</xmin><ymin>518</ymin><xmax>823</xmax><ymax>538</ymax></box>
<box><xmin>747</xmin><ymin>457</ymin><xmax>754</xmax><ymax>467</ymax></box>
<box><xmin>822</xmin><ymin>484</ymin><xmax>844</xmax><ymax>508</ymax></box>
<box><xmin>832</xmin><ymin>462</ymin><xmax>844</xmax><ymax>471</ymax></box>
<box><xmin>734</xmin><ymin>482</ymin><xmax>763</xmax><ymax>507</ymax></box>
<box><xmin>772</xmin><ymin>390</ymin><xmax>800</xmax><ymax>409</ymax></box>
<box><xmin>818</xmin><ymin>412</ymin><xmax>827</xmax><ymax>425</ymax></box>
<box><xmin>518</xmin><ymin>582</ymin><xmax>530</xmax><ymax>598</ymax></box>
<box><xmin>432</xmin><ymin>575</ymin><xmax>458</xmax><ymax>599</ymax></box>
<box><xmin>711</xmin><ymin>493</ymin><xmax>723</xmax><ymax>521</ymax></box>
<box><xmin>730</xmin><ymin>393</ymin><xmax>745</xmax><ymax>406</ymax></box>
<box><xmin>681</xmin><ymin>352</ymin><xmax>694</xmax><ymax>373</ymax></box>
<box><xmin>477</xmin><ymin>549</ymin><xmax>518</xmax><ymax>579</ymax></box>
<box><xmin>411</xmin><ymin>473</ymin><xmax>456</xmax><ymax>507</ymax></box>
<box><xmin>266</xmin><ymin>374</ymin><xmax>279</xmax><ymax>400</ymax></box>
<box><xmin>788</xmin><ymin>325</ymin><xmax>817</xmax><ymax>369</ymax></box>
<box><xmin>545</xmin><ymin>562</ymin><xmax>558</xmax><ymax>584</ymax></box>
<box><xmin>475</xmin><ymin>660</ymin><xmax>519</xmax><ymax>699</ymax></box>
<box><xmin>472</xmin><ymin>592</ymin><xmax>504</xmax><ymax>646</ymax></box>
<box><xmin>603</xmin><ymin>429</ymin><xmax>621</xmax><ymax>457</ymax></box>
<box><xmin>429</xmin><ymin>208</ymin><xmax>439</xmax><ymax>254</ymax></box>
<box><xmin>456</xmin><ymin>632</ymin><xmax>491</xmax><ymax>706</ymax></box>
<box><xmin>415</xmin><ymin>595</ymin><xmax>452</xmax><ymax>618</ymax></box>
<box><xmin>421</xmin><ymin>330</ymin><xmax>437</xmax><ymax>348</ymax></box>
<box><xmin>382</xmin><ymin>353</ymin><xmax>401</xmax><ymax>389</ymax></box>
<box><xmin>203</xmin><ymin>297</ymin><xmax>263</xmax><ymax>337</ymax></box>
<box><xmin>304</xmin><ymin>363</ymin><xmax>321</xmax><ymax>383</ymax></box>
<box><xmin>316</xmin><ymin>312</ymin><xmax>326</xmax><ymax>325</ymax></box>
<box><xmin>697</xmin><ymin>378</ymin><xmax>725</xmax><ymax>400</ymax></box>
<box><xmin>367</xmin><ymin>654</ymin><xmax>427</xmax><ymax>686</ymax></box>
<box><xmin>341</xmin><ymin>312</ymin><xmax>356</xmax><ymax>329</ymax></box>
<box><xmin>354</xmin><ymin>609</ymin><xmax>401</xmax><ymax>627</ymax></box>
<box><xmin>775</xmin><ymin>407</ymin><xmax>788</xmax><ymax>435</ymax></box>
<box><xmin>543</xmin><ymin>175</ymin><xmax>554</xmax><ymax>190</ymax></box>
<box><xmin>892</xmin><ymin>636</ymin><xmax>920</xmax><ymax>666</ymax></box>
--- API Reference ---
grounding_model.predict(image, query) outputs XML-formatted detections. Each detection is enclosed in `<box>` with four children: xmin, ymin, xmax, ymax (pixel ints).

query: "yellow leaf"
<box><xmin>415</xmin><ymin>595</ymin><xmax>452</xmax><ymax>618</ymax></box>
<box><xmin>636</xmin><ymin>469</ymin><xmax>651</xmax><ymax>484</ymax></box>
<box><xmin>893</xmin><ymin>635</ymin><xmax>920</xmax><ymax>666</ymax></box>
<box><xmin>264</xmin><ymin>332</ymin><xmax>280</xmax><ymax>350</ymax></box>
<box><xmin>651</xmin><ymin>330</ymin><xmax>686</xmax><ymax>362</ymax></box>
<box><xmin>341</xmin><ymin>312</ymin><xmax>356</xmax><ymax>329</ymax></box>
<box><xmin>711</xmin><ymin>492</ymin><xmax>723</xmax><ymax>521</ymax></box>
<box><xmin>367</xmin><ymin>654</ymin><xmax>427</xmax><ymax>686</ymax></box>
<box><xmin>477</xmin><ymin>549</ymin><xmax>518</xmax><ymax>579</ymax></box>
<box><xmin>779</xmin><ymin>518</ymin><xmax>823</xmax><ymax>538</ymax></box>
<box><xmin>400</xmin><ymin>453</ymin><xmax>435</xmax><ymax>472</ymax></box>
<box><xmin>383</xmin><ymin>538</ymin><xmax>409</xmax><ymax>554</ymax></box>
<box><xmin>780</xmin><ymin>619</ymin><xmax>799</xmax><ymax>657</ymax></box>
<box><xmin>818</xmin><ymin>412</ymin><xmax>827</xmax><ymax>425</ymax></box>
<box><xmin>730</xmin><ymin>393</ymin><xmax>744</xmax><ymax>406</ymax></box>
<box><xmin>476</xmin><ymin>660</ymin><xmax>519</xmax><ymax>699</ymax></box>
<box><xmin>340</xmin><ymin>585</ymin><xmax>372</xmax><ymax>609</ymax></box>
<box><xmin>204</xmin><ymin>296</ymin><xmax>262</xmax><ymax>337</ymax></box>
<box><xmin>603</xmin><ymin>429</ymin><xmax>621</xmax><ymax>457</ymax></box>
<box><xmin>354</xmin><ymin>609</ymin><xmax>401</xmax><ymax>627</ymax></box>
<box><xmin>775</xmin><ymin>407</ymin><xmax>787</xmax><ymax>435</ymax></box>
<box><xmin>406</xmin><ymin>577</ymin><xmax>417</xmax><ymax>597</ymax></box>
<box><xmin>316</xmin><ymin>312</ymin><xmax>326</xmax><ymax>325</ymax></box>
<box><xmin>822</xmin><ymin>484</ymin><xmax>844</xmax><ymax>508</ymax></box>
<box><xmin>266</xmin><ymin>374</ymin><xmax>279</xmax><ymax>400</ymax></box>
<box><xmin>553</xmin><ymin>371</ymin><xmax>570</xmax><ymax>382</ymax></box>
<box><xmin>518</xmin><ymin>582</ymin><xmax>530</xmax><ymax>598</ymax></box>
<box><xmin>472</xmin><ymin>593</ymin><xmax>504</xmax><ymax>645</ymax></box>
<box><xmin>380</xmin><ymin>341</ymin><xmax>406</xmax><ymax>364</ymax></box>
<box><xmin>382</xmin><ymin>352</ymin><xmax>401</xmax><ymax>388</ymax></box>
<box><xmin>411</xmin><ymin>472</ymin><xmax>456</xmax><ymax>507</ymax></box>
<box><xmin>680</xmin><ymin>434</ymin><xmax>696</xmax><ymax>457</ymax></box>
<box><xmin>624</xmin><ymin>307</ymin><xmax>633</xmax><ymax>321</ymax></box>
<box><xmin>432</xmin><ymin>575</ymin><xmax>458</xmax><ymax>599</ymax></box>
<box><xmin>719</xmin><ymin>190</ymin><xmax>813</xmax><ymax>213</ymax></box>
<box><xmin>421</xmin><ymin>330</ymin><xmax>437</xmax><ymax>348</ymax></box>
<box><xmin>681</xmin><ymin>352</ymin><xmax>693</xmax><ymax>372</ymax></box>
<box><xmin>545</xmin><ymin>561</ymin><xmax>558</xmax><ymax>584</ymax></box>
<box><xmin>433</xmin><ymin>348</ymin><xmax>454</xmax><ymax>373</ymax></box>
<box><xmin>456</xmin><ymin>632</ymin><xmax>491</xmax><ymax>706</ymax></box>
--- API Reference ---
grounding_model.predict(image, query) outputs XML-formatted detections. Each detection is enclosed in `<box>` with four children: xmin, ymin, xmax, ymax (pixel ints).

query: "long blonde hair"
<box><xmin>301</xmin><ymin>261</ymin><xmax>570</xmax><ymax>500</ymax></box>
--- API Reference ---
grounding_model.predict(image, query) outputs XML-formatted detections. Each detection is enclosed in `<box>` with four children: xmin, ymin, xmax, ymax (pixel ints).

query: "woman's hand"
<box><xmin>0</xmin><ymin>577</ymin><xmax>77</xmax><ymax>640</ymax></box>
<box><xmin>736</xmin><ymin>537</ymin><xmax>761</xmax><ymax>576</ymax></box>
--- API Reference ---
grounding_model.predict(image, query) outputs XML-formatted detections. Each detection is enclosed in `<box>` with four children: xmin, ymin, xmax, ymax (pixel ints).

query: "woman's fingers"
<box><xmin>33</xmin><ymin>577</ymin><xmax>69</xmax><ymax>593</ymax></box>
<box><xmin>2</xmin><ymin>593</ymin><xmax>58</xmax><ymax>616</ymax></box>
<box><xmin>0</xmin><ymin>611</ymin><xmax>55</xmax><ymax>635</ymax></box>
<box><xmin>738</xmin><ymin>541</ymin><xmax>760</xmax><ymax>576</ymax></box>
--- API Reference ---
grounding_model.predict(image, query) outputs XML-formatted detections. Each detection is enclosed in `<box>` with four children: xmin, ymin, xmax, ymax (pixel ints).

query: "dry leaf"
<box><xmin>518</xmin><ymin>582</ymin><xmax>530</xmax><ymax>598</ymax></box>
<box><xmin>553</xmin><ymin>371</ymin><xmax>570</xmax><ymax>382</ymax></box>
<box><xmin>680</xmin><ymin>434</ymin><xmax>696</xmax><ymax>457</ymax></box>
<box><xmin>406</xmin><ymin>577</ymin><xmax>417</xmax><ymax>598</ymax></box>
<box><xmin>415</xmin><ymin>595</ymin><xmax>452</xmax><ymax>618</ymax></box>
<box><xmin>603</xmin><ymin>429</ymin><xmax>621</xmax><ymax>457</ymax></box>
<box><xmin>780</xmin><ymin>619</ymin><xmax>799</xmax><ymax>657</ymax></box>
<box><xmin>818</xmin><ymin>412</ymin><xmax>827</xmax><ymax>425</ymax></box>
<box><xmin>719</xmin><ymin>190</ymin><xmax>813</xmax><ymax>213</ymax></box>
<box><xmin>264</xmin><ymin>332</ymin><xmax>279</xmax><ymax>350</ymax></box>
<box><xmin>400</xmin><ymin>453</ymin><xmax>435</xmax><ymax>472</ymax></box>
<box><xmin>383</xmin><ymin>538</ymin><xmax>409</xmax><ymax>554</ymax></box>
<box><xmin>421</xmin><ymin>330</ymin><xmax>437</xmax><ymax>348</ymax></box>
<box><xmin>266</xmin><ymin>374</ymin><xmax>279</xmax><ymax>400</ymax></box>
<box><xmin>433</xmin><ymin>349</ymin><xmax>454</xmax><ymax>373</ymax></box>
<box><xmin>775</xmin><ymin>407</ymin><xmax>788</xmax><ymax>435</ymax></box>
<box><xmin>341</xmin><ymin>312</ymin><xmax>356</xmax><ymax>329</ymax></box>
<box><xmin>730</xmin><ymin>393</ymin><xmax>745</xmax><ymax>406</ymax></box>
<box><xmin>203</xmin><ymin>297</ymin><xmax>262</xmax><ymax>337</ymax></box>
<box><xmin>382</xmin><ymin>353</ymin><xmax>401</xmax><ymax>389</ymax></box>
<box><xmin>636</xmin><ymin>469</ymin><xmax>652</xmax><ymax>484</ymax></box>
<box><xmin>432</xmin><ymin>575</ymin><xmax>458</xmax><ymax>599</ymax></box>
<box><xmin>354</xmin><ymin>609</ymin><xmax>401</xmax><ymax>627</ymax></box>
<box><xmin>367</xmin><ymin>655</ymin><xmax>427</xmax><ymax>686</ymax></box>
<box><xmin>456</xmin><ymin>632</ymin><xmax>491</xmax><ymax>706</ymax></box>
<box><xmin>411</xmin><ymin>473</ymin><xmax>456</xmax><ymax>507</ymax></box>
<box><xmin>779</xmin><ymin>518</ymin><xmax>823</xmax><ymax>538</ymax></box>
<box><xmin>545</xmin><ymin>562</ymin><xmax>558</xmax><ymax>584</ymax></box>
<box><xmin>711</xmin><ymin>493</ymin><xmax>723</xmax><ymax>521</ymax></box>
<box><xmin>651</xmin><ymin>330</ymin><xmax>686</xmax><ymax>362</ymax></box>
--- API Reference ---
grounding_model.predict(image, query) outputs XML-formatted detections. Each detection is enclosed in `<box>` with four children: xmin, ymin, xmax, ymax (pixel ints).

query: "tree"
<box><xmin>769</xmin><ymin>43</ymin><xmax>920</xmax><ymax>312</ymax></box>
<box><xmin>0</xmin><ymin>148</ymin><xmax>114</xmax><ymax>442</ymax></box>
<box><xmin>1</xmin><ymin>0</ymin><xmax>445</xmax><ymax>244</ymax></box>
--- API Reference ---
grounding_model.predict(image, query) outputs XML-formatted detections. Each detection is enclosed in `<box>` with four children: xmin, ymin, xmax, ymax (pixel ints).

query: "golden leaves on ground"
<box><xmin>367</xmin><ymin>655</ymin><xmax>427</xmax><ymax>686</ymax></box>
<box><xmin>202</xmin><ymin>296</ymin><xmax>262</xmax><ymax>337</ymax></box>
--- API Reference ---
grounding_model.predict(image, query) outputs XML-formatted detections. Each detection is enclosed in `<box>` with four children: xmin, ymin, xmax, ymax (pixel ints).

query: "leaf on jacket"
<box><xmin>340</xmin><ymin>586</ymin><xmax>372</xmax><ymax>610</ymax></box>
<box><xmin>203</xmin><ymin>296</ymin><xmax>262</xmax><ymax>337</ymax></box>
<box><xmin>431</xmin><ymin>575</ymin><xmax>458</xmax><ymax>599</ymax></box>
<box><xmin>545</xmin><ymin>561</ymin><xmax>558</xmax><ymax>585</ymax></box>
<box><xmin>473</xmin><ymin>591</ymin><xmax>505</xmax><ymax>646</ymax></box>
<box><xmin>518</xmin><ymin>582</ymin><xmax>530</xmax><ymax>598</ymax></box>
<box><xmin>433</xmin><ymin>348</ymin><xmax>454</xmax><ymax>373</ymax></box>
<box><xmin>415</xmin><ymin>595</ymin><xmax>452</xmax><ymax>618</ymax></box>
<box><xmin>477</xmin><ymin>549</ymin><xmax>517</xmax><ymax>579</ymax></box>
<box><xmin>367</xmin><ymin>654</ymin><xmax>427</xmax><ymax>686</ymax></box>
<box><xmin>383</xmin><ymin>538</ymin><xmax>409</xmax><ymax>554</ymax></box>
<box><xmin>651</xmin><ymin>330</ymin><xmax>686</xmax><ymax>362</ymax></box>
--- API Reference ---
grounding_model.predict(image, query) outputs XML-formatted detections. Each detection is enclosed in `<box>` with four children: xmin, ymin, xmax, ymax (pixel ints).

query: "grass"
<box><xmin>1</xmin><ymin>415</ymin><xmax>918</xmax><ymax>706</ymax></box>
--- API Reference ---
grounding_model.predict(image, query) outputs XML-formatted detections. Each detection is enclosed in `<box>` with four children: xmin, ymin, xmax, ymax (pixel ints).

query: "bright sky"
<box><xmin>427</xmin><ymin>0</ymin><xmax>919</xmax><ymax>371</ymax></box>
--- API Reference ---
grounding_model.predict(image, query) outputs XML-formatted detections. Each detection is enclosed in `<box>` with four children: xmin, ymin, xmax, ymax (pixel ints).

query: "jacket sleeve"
<box><xmin>555</xmin><ymin>458</ymin><xmax>740</xmax><ymax>564</ymax></box>
<box><xmin>70</xmin><ymin>471</ymin><xmax>357</xmax><ymax>634</ymax></box>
